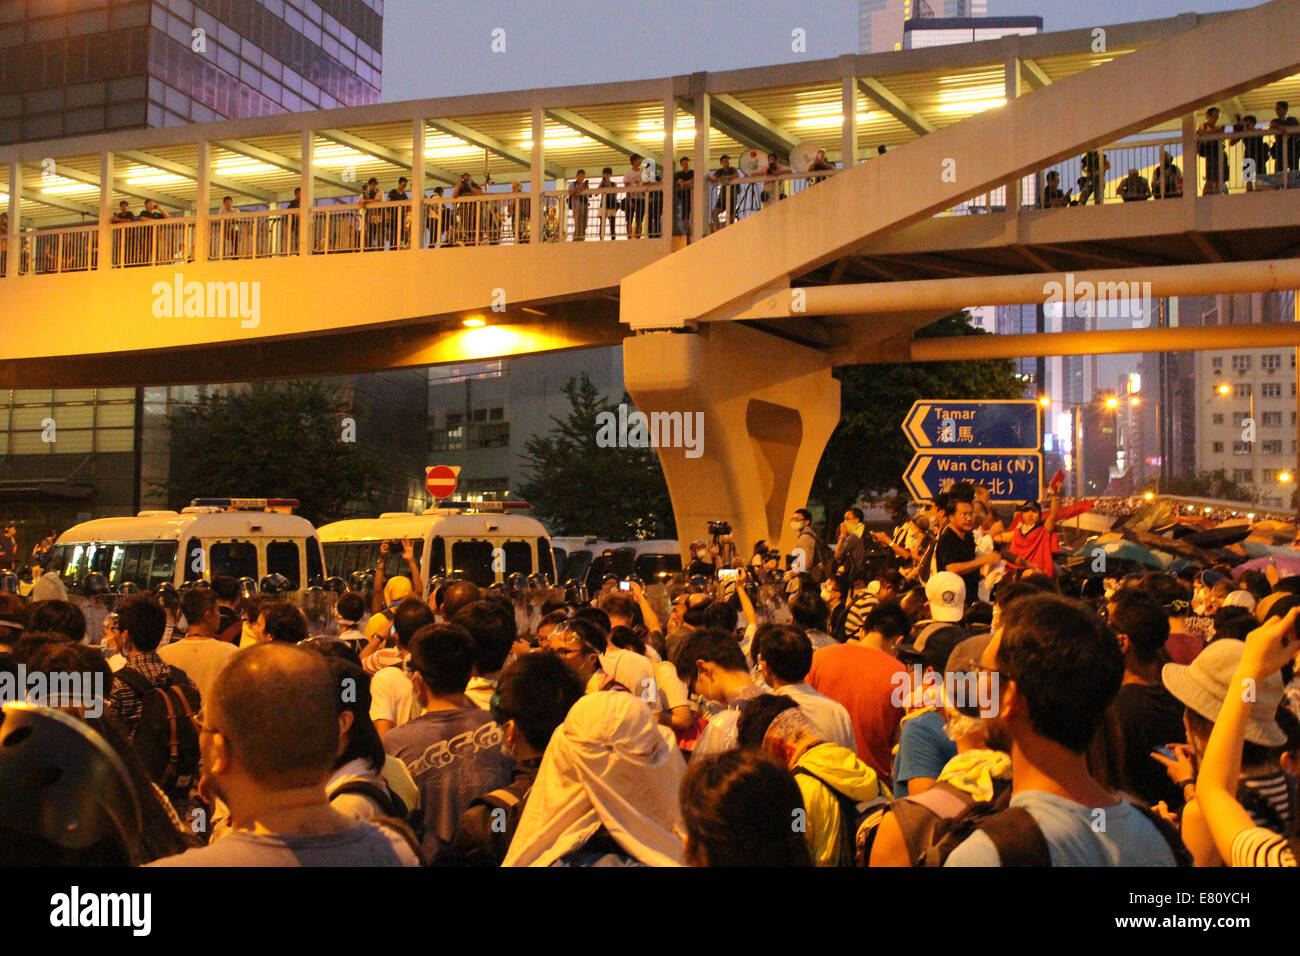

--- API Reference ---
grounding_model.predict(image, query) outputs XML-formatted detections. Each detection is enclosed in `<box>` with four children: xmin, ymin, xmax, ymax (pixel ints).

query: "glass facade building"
<box><xmin>0</xmin><ymin>0</ymin><xmax>381</xmax><ymax>145</ymax></box>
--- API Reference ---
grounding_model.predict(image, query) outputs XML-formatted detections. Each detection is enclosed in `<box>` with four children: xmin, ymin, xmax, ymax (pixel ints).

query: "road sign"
<box><xmin>902</xmin><ymin>400</ymin><xmax>1040</xmax><ymax>451</ymax></box>
<box><xmin>903</xmin><ymin>451</ymin><xmax>1042</xmax><ymax>503</ymax></box>
<box><xmin>425</xmin><ymin>465</ymin><xmax>461</xmax><ymax>499</ymax></box>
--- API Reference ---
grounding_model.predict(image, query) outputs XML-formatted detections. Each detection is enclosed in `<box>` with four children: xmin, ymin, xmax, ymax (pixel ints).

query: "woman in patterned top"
<box><xmin>1194</xmin><ymin>607</ymin><xmax>1299</xmax><ymax>867</ymax></box>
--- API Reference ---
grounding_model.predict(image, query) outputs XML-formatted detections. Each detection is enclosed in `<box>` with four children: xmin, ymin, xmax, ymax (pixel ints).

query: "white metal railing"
<box><xmin>421</xmin><ymin>192</ymin><xmax>532</xmax><ymax>247</ymax></box>
<box><xmin>24</xmin><ymin>223</ymin><xmax>98</xmax><ymax>274</ymax></box>
<box><xmin>543</xmin><ymin>181</ymin><xmax>668</xmax><ymax>242</ymax></box>
<box><xmin>209</xmin><ymin>208</ymin><xmax>301</xmax><ymax>260</ymax></box>
<box><xmin>111</xmin><ymin>218</ymin><xmax>195</xmax><ymax>268</ymax></box>
<box><xmin>310</xmin><ymin>199</ymin><xmax>412</xmax><ymax>254</ymax></box>
<box><xmin>1196</xmin><ymin>126</ymin><xmax>1298</xmax><ymax>193</ymax></box>
<box><xmin>1034</xmin><ymin>137</ymin><xmax>1184</xmax><ymax>208</ymax></box>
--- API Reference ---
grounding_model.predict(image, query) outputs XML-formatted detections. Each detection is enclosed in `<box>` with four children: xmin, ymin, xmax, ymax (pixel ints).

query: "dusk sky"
<box><xmin>382</xmin><ymin>0</ymin><xmax>1252</xmax><ymax>102</ymax></box>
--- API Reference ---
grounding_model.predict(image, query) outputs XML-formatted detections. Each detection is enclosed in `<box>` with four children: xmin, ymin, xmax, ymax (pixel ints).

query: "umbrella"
<box><xmin>1182</xmin><ymin>525</ymin><xmax>1253</xmax><ymax>549</ymax></box>
<box><xmin>1232</xmin><ymin>555</ymin><xmax>1300</xmax><ymax>579</ymax></box>
<box><xmin>1071</xmin><ymin>537</ymin><xmax>1174</xmax><ymax>571</ymax></box>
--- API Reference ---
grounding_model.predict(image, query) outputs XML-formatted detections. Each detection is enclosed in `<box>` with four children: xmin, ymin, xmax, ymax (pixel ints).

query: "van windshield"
<box><xmin>210</xmin><ymin>541</ymin><xmax>259</xmax><ymax>580</ymax></box>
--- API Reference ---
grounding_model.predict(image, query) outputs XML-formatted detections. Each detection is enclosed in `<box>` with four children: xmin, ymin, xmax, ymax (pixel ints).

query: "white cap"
<box><xmin>925</xmin><ymin>571</ymin><xmax>966</xmax><ymax>623</ymax></box>
<box><xmin>1221</xmin><ymin>589</ymin><xmax>1257</xmax><ymax>612</ymax></box>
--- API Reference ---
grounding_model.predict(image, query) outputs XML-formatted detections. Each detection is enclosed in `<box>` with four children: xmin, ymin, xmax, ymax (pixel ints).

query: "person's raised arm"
<box><xmin>401</xmin><ymin>537</ymin><xmax>422</xmax><ymax>598</ymax></box>
<box><xmin>628</xmin><ymin>580</ymin><xmax>661</xmax><ymax>635</ymax></box>
<box><xmin>1197</xmin><ymin>607</ymin><xmax>1299</xmax><ymax>864</ymax></box>
<box><xmin>734</xmin><ymin>567</ymin><xmax>758</xmax><ymax>632</ymax></box>
<box><xmin>1042</xmin><ymin>488</ymin><xmax>1061</xmax><ymax>538</ymax></box>
<box><xmin>372</xmin><ymin>540</ymin><xmax>389</xmax><ymax>614</ymax></box>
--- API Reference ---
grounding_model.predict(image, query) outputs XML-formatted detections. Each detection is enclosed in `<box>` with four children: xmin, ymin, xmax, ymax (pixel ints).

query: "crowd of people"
<box><xmin>2</xmin><ymin>481</ymin><xmax>1299</xmax><ymax>868</ymax></box>
<box><xmin>1042</xmin><ymin>102</ymin><xmax>1300</xmax><ymax>208</ymax></box>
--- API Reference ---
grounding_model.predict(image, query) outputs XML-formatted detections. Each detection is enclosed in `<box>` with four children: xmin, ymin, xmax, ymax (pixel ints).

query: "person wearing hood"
<box><xmin>29</xmin><ymin>570</ymin><xmax>69</xmax><ymax>602</ymax></box>
<box><xmin>737</xmin><ymin>694</ymin><xmax>881</xmax><ymax>866</ymax></box>
<box><xmin>503</xmin><ymin>690</ymin><xmax>687</xmax><ymax>867</ymax></box>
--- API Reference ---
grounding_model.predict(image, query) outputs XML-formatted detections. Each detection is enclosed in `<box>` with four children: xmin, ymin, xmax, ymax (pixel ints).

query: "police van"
<box><xmin>47</xmin><ymin>498</ymin><xmax>325</xmax><ymax>600</ymax></box>
<box><xmin>317</xmin><ymin>501</ymin><xmax>555</xmax><ymax>593</ymax></box>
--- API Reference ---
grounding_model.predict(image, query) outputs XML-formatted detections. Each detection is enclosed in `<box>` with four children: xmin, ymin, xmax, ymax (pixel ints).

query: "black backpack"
<box><xmin>923</xmin><ymin>788</ymin><xmax>1192</xmax><ymax>867</ymax></box>
<box><xmin>792</xmin><ymin>749</ymin><xmax>888</xmax><ymax>866</ymax></box>
<box><xmin>115</xmin><ymin>665</ymin><xmax>202</xmax><ymax>796</ymax></box>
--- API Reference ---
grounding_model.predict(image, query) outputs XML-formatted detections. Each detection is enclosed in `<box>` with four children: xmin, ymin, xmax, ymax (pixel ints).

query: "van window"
<box><xmin>107</xmin><ymin>545</ymin><xmax>127</xmax><ymax>588</ymax></box>
<box><xmin>381</xmin><ymin>538</ymin><xmax>422</xmax><ymax>579</ymax></box>
<box><xmin>119</xmin><ymin>544</ymin><xmax>145</xmax><ymax>587</ymax></box>
<box><xmin>147</xmin><ymin>543</ymin><xmax>178</xmax><ymax>588</ymax></box>
<box><xmin>504</xmin><ymin>540</ymin><xmax>532</xmax><ymax>576</ymax></box>
<box><xmin>428</xmin><ymin>537</ymin><xmax>446</xmax><ymax>577</ymax></box>
<box><xmin>450</xmin><ymin>540</ymin><xmax>495</xmax><ymax>587</ymax></box>
<box><xmin>210</xmin><ymin>541</ymin><xmax>258</xmax><ymax>581</ymax></box>
<box><xmin>267</xmin><ymin>540</ymin><xmax>301</xmax><ymax>589</ymax></box>
<box><xmin>538</xmin><ymin>538</ymin><xmax>556</xmax><ymax>583</ymax></box>
<box><xmin>306</xmin><ymin>537</ymin><xmax>324</xmax><ymax>586</ymax></box>
<box><xmin>58</xmin><ymin>544</ymin><xmax>86</xmax><ymax>591</ymax></box>
<box><xmin>323</xmin><ymin>542</ymin><xmax>356</xmax><ymax>579</ymax></box>
<box><xmin>635</xmin><ymin>553</ymin><xmax>682</xmax><ymax>579</ymax></box>
<box><xmin>47</xmin><ymin>545</ymin><xmax>69</xmax><ymax>579</ymax></box>
<box><xmin>185</xmin><ymin>537</ymin><xmax>203</xmax><ymax>581</ymax></box>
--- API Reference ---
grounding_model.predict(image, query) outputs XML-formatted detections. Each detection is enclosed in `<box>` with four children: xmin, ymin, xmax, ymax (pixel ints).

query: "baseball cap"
<box><xmin>925</xmin><ymin>571</ymin><xmax>966</xmax><ymax>623</ymax></box>
<box><xmin>1016</xmin><ymin>500</ymin><xmax>1041</xmax><ymax>513</ymax></box>
<box><xmin>1161</xmin><ymin>639</ymin><xmax>1286</xmax><ymax>747</ymax></box>
<box><xmin>1221</xmin><ymin>589</ymin><xmax>1257</xmax><ymax>612</ymax></box>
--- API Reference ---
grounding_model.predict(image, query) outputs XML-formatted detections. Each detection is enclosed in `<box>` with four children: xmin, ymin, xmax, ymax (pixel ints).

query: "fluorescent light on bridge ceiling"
<box><xmin>935</xmin><ymin>98</ymin><xmax>1006</xmax><ymax>113</ymax></box>
<box><xmin>41</xmin><ymin>180</ymin><xmax>99</xmax><ymax>195</ymax></box>
<box><xmin>518</xmin><ymin>135</ymin><xmax>596</xmax><ymax>149</ymax></box>
<box><xmin>213</xmin><ymin>158</ymin><xmax>280</xmax><ymax>175</ymax></box>
<box><xmin>938</xmin><ymin>85</ymin><xmax>1006</xmax><ymax>103</ymax></box>
<box><xmin>794</xmin><ymin>112</ymin><xmax>876</xmax><ymax>127</ymax></box>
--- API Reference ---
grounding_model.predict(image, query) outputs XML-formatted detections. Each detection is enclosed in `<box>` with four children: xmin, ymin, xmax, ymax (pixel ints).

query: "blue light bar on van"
<box><xmin>437</xmin><ymin>500</ymin><xmax>532</xmax><ymax>512</ymax></box>
<box><xmin>190</xmin><ymin>498</ymin><xmax>300</xmax><ymax>512</ymax></box>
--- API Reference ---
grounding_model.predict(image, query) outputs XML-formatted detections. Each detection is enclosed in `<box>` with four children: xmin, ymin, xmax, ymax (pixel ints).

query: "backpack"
<box><xmin>792</xmin><ymin>757</ymin><xmax>888</xmax><ymax>867</ymax></box>
<box><xmin>328</xmin><ymin>777</ymin><xmax>409</xmax><ymax>822</ymax></box>
<box><xmin>923</xmin><ymin>788</ymin><xmax>1192</xmax><ymax>867</ymax></box>
<box><xmin>804</xmin><ymin>531</ymin><xmax>836</xmax><ymax>584</ymax></box>
<box><xmin>857</xmin><ymin>779</ymin><xmax>980</xmax><ymax>866</ymax></box>
<box><xmin>115</xmin><ymin>665</ymin><xmax>202</xmax><ymax>796</ymax></box>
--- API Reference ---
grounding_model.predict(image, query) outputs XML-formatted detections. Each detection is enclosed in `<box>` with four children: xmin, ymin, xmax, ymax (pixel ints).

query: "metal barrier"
<box><xmin>422</xmin><ymin>192</ymin><xmax>532</xmax><ymax>247</ymax></box>
<box><xmin>1197</xmin><ymin>126</ymin><xmax>1298</xmax><ymax>193</ymax></box>
<box><xmin>24</xmin><ymin>224</ymin><xmax>98</xmax><ymax>274</ymax></box>
<box><xmin>1034</xmin><ymin>138</ymin><xmax>1185</xmax><ymax>207</ymax></box>
<box><xmin>111</xmin><ymin>219</ymin><xmax>195</xmax><ymax>268</ymax></box>
<box><xmin>544</xmin><ymin>181</ymin><xmax>664</xmax><ymax>242</ymax></box>
<box><xmin>209</xmin><ymin>209</ymin><xmax>301</xmax><ymax>260</ymax></box>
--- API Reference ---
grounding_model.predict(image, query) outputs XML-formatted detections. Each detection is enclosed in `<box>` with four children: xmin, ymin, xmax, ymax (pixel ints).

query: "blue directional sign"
<box><xmin>903</xmin><ymin>451</ymin><xmax>1042</xmax><ymax>504</ymax></box>
<box><xmin>902</xmin><ymin>400</ymin><xmax>1040</xmax><ymax>451</ymax></box>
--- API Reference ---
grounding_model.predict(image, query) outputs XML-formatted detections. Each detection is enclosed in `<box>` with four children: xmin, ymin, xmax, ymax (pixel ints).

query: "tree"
<box><xmin>1153</xmin><ymin>469</ymin><xmax>1257</xmax><ymax>504</ymax></box>
<box><xmin>810</xmin><ymin>311</ymin><xmax>1025</xmax><ymax>518</ymax></box>
<box><xmin>519</xmin><ymin>374</ymin><xmax>675</xmax><ymax>540</ymax></box>
<box><xmin>164</xmin><ymin>380</ymin><xmax>379</xmax><ymax>527</ymax></box>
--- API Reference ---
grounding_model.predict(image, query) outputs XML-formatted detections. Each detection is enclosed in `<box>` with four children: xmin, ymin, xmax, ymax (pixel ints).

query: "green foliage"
<box><xmin>164</xmin><ymin>380</ymin><xmax>379</xmax><ymax>526</ymax></box>
<box><xmin>1154</xmin><ymin>469</ymin><xmax>1258</xmax><ymax>504</ymax></box>
<box><xmin>519</xmin><ymin>374</ymin><xmax>675</xmax><ymax>540</ymax></box>
<box><xmin>810</xmin><ymin>312</ymin><xmax>1025</xmax><ymax>513</ymax></box>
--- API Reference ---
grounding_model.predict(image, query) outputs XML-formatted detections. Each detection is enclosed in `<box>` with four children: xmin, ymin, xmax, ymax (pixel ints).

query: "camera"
<box><xmin>707</xmin><ymin>520</ymin><xmax>731</xmax><ymax>537</ymax></box>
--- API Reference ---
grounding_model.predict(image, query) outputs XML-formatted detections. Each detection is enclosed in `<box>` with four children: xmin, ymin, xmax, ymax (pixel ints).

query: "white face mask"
<box><xmin>790</xmin><ymin>521</ymin><xmax>804</xmax><ymax>531</ymax></box>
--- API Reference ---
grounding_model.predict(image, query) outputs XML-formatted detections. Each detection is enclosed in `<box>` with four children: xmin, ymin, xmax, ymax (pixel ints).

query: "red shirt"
<box><xmin>807</xmin><ymin>643</ymin><xmax>908</xmax><ymax>785</ymax></box>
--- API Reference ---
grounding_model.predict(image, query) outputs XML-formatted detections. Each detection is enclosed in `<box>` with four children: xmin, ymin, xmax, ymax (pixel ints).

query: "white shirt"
<box><xmin>653</xmin><ymin>660</ymin><xmax>691</xmax><ymax>712</ymax></box>
<box><xmin>774</xmin><ymin>682</ymin><xmax>859</xmax><ymax>753</ymax></box>
<box><xmin>158</xmin><ymin>636</ymin><xmax>239</xmax><ymax>704</ymax></box>
<box><xmin>600</xmin><ymin>646</ymin><xmax>660</xmax><ymax>712</ymax></box>
<box><xmin>369</xmin><ymin>664</ymin><xmax>421</xmax><ymax>729</ymax></box>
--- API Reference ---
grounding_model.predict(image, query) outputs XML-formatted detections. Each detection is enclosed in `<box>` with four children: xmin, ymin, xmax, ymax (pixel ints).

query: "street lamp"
<box><xmin>1104</xmin><ymin>396</ymin><xmax>1119</xmax><ymax>410</ymax></box>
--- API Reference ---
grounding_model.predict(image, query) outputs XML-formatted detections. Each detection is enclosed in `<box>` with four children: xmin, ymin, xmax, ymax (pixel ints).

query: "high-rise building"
<box><xmin>903</xmin><ymin>15</ymin><xmax>1041</xmax><ymax>50</ymax></box>
<box><xmin>1187</xmin><ymin>291</ymin><xmax>1298</xmax><ymax>508</ymax></box>
<box><xmin>0</xmin><ymin>1</ymin><xmax>393</xmax><ymax>528</ymax></box>
<box><xmin>860</xmin><ymin>0</ymin><xmax>1009</xmax><ymax>53</ymax></box>
<box><xmin>0</xmin><ymin>0</ymin><xmax>382</xmax><ymax>145</ymax></box>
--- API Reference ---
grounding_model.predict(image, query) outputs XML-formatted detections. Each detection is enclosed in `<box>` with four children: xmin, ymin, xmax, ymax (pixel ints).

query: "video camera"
<box><xmin>707</xmin><ymin>520</ymin><xmax>731</xmax><ymax>537</ymax></box>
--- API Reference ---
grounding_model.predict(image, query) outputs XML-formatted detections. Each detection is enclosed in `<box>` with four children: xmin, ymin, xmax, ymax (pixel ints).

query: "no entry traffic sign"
<box><xmin>425</xmin><ymin>465</ymin><xmax>461</xmax><ymax>499</ymax></box>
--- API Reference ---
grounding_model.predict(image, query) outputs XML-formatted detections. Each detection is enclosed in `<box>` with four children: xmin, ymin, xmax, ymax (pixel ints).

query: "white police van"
<box><xmin>316</xmin><ymin>501</ymin><xmax>556</xmax><ymax>593</ymax></box>
<box><xmin>47</xmin><ymin>498</ymin><xmax>325</xmax><ymax>600</ymax></box>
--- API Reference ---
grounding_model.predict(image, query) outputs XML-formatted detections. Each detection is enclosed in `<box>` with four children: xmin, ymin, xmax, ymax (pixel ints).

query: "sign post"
<box><xmin>902</xmin><ymin>400</ymin><xmax>1042</xmax><ymax>504</ymax></box>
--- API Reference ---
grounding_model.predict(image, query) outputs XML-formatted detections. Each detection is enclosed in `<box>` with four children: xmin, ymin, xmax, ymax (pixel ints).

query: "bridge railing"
<box><xmin>110</xmin><ymin>219</ymin><xmax>195</xmax><ymax>268</ymax></box>
<box><xmin>208</xmin><ymin>208</ymin><xmax>300</xmax><ymax>260</ymax></box>
<box><xmin>541</xmin><ymin>181</ymin><xmax>663</xmax><ymax>242</ymax></box>
<box><xmin>23</xmin><ymin>223</ymin><xmax>98</xmax><ymax>274</ymax></box>
<box><xmin>422</xmin><ymin>192</ymin><xmax>530</xmax><ymax>247</ymax></box>
<box><xmin>706</xmin><ymin>168</ymin><xmax>840</xmax><ymax>229</ymax></box>
<box><xmin>310</xmin><ymin>200</ymin><xmax>412</xmax><ymax>254</ymax></box>
<box><xmin>1195</xmin><ymin>126</ymin><xmax>1298</xmax><ymax>194</ymax></box>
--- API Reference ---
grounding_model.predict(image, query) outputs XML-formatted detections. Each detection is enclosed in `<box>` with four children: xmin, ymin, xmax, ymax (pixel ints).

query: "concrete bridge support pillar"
<box><xmin>623</xmin><ymin>324</ymin><xmax>840</xmax><ymax>564</ymax></box>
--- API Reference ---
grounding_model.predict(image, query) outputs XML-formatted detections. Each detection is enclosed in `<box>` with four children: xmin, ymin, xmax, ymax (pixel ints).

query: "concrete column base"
<box><xmin>623</xmin><ymin>323</ymin><xmax>840</xmax><ymax>564</ymax></box>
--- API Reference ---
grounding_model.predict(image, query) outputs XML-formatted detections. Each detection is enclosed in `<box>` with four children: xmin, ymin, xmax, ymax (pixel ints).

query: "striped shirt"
<box><xmin>1230</xmin><ymin>827</ymin><xmax>1297</xmax><ymax>867</ymax></box>
<box><xmin>1240</xmin><ymin>771</ymin><xmax>1295</xmax><ymax>834</ymax></box>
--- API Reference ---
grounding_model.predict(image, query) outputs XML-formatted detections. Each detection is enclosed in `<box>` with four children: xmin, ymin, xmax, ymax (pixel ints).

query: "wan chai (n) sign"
<box><xmin>902</xmin><ymin>400</ymin><xmax>1042</xmax><ymax>504</ymax></box>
